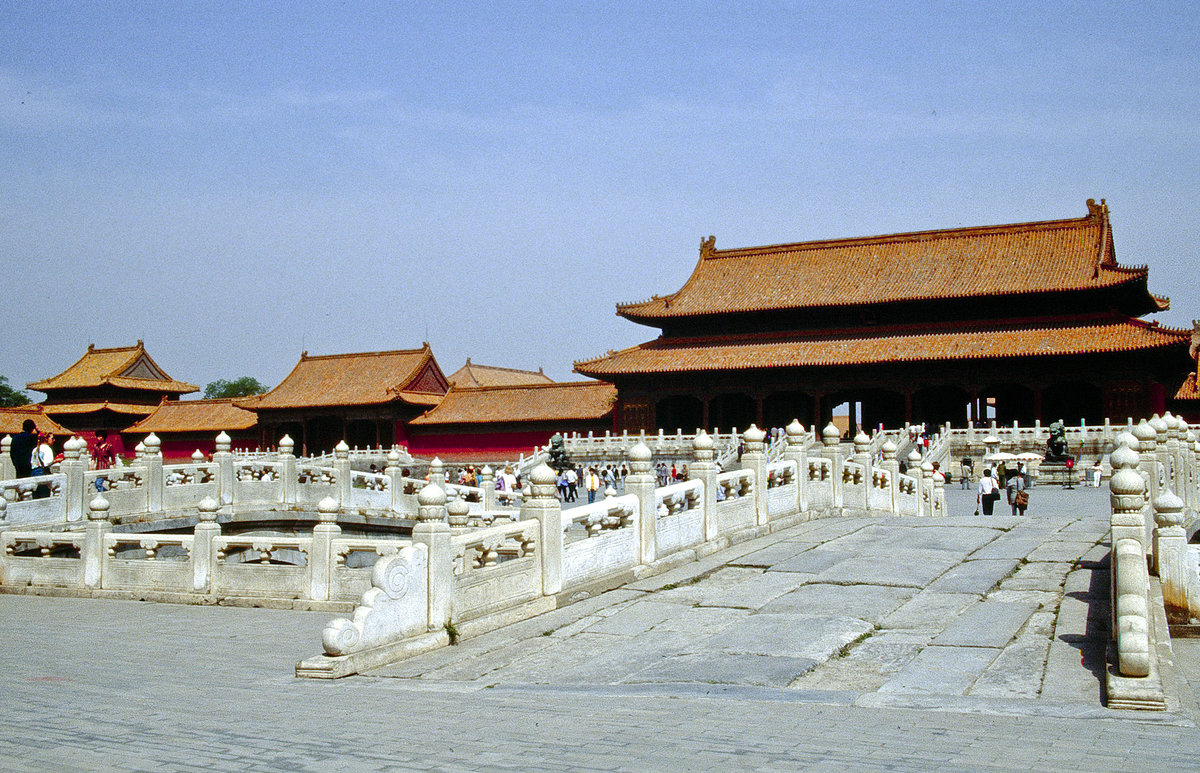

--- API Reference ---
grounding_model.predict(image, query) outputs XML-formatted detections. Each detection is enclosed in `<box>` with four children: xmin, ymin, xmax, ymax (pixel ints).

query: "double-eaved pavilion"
<box><xmin>575</xmin><ymin>200</ymin><xmax>1194</xmax><ymax>433</ymax></box>
<box><xmin>237</xmin><ymin>345</ymin><xmax>449</xmax><ymax>455</ymax></box>
<box><xmin>28</xmin><ymin>341</ymin><xmax>198</xmax><ymax>436</ymax></box>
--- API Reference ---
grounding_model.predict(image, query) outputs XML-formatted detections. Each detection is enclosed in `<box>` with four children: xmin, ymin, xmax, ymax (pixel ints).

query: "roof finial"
<box><xmin>700</xmin><ymin>235</ymin><xmax>716</xmax><ymax>258</ymax></box>
<box><xmin>1086</xmin><ymin>198</ymin><xmax>1106</xmax><ymax>219</ymax></box>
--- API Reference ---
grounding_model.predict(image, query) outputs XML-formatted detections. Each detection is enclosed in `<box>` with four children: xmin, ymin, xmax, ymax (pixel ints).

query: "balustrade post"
<box><xmin>822</xmin><ymin>423</ymin><xmax>843</xmax><ymax>510</ymax></box>
<box><xmin>334</xmin><ymin>441</ymin><xmax>351</xmax><ymax>506</ymax></box>
<box><xmin>920</xmin><ymin>461</ymin><xmax>935</xmax><ymax>517</ymax></box>
<box><xmin>308</xmin><ymin>496</ymin><xmax>341</xmax><ymax>602</ymax></box>
<box><xmin>82</xmin><ymin>494</ymin><xmax>111</xmax><ymax>589</ymax></box>
<box><xmin>782</xmin><ymin>420</ymin><xmax>808</xmax><ymax>514</ymax></box>
<box><xmin>214</xmin><ymin>431</ymin><xmax>235</xmax><ymax>507</ymax></box>
<box><xmin>1152</xmin><ymin>490</ymin><xmax>1187</xmax><ymax>616</ymax></box>
<box><xmin>480</xmin><ymin>466</ymin><xmax>497</xmax><ymax>511</ymax></box>
<box><xmin>192</xmin><ymin>496</ymin><xmax>220</xmax><ymax>593</ymax></box>
<box><xmin>691</xmin><ymin>431</ymin><xmax>718</xmax><ymax>540</ymax></box>
<box><xmin>278</xmin><ymin>435</ymin><xmax>297</xmax><ymax>506</ymax></box>
<box><xmin>742</xmin><ymin>426</ymin><xmax>768</xmax><ymax>525</ymax></box>
<box><xmin>879</xmin><ymin>440</ymin><xmax>899</xmax><ymax>514</ymax></box>
<box><xmin>411</xmin><ymin>482</ymin><xmax>452</xmax><ymax>630</ymax></box>
<box><xmin>142</xmin><ymin>433</ymin><xmax>163</xmax><ymax>513</ymax></box>
<box><xmin>625</xmin><ymin>442</ymin><xmax>656</xmax><ymax>564</ymax></box>
<box><xmin>61</xmin><ymin>437</ymin><xmax>86</xmax><ymax>522</ymax></box>
<box><xmin>1188</xmin><ymin>431</ymin><xmax>1200</xmax><ymax>513</ymax></box>
<box><xmin>852</xmin><ymin>430</ymin><xmax>871</xmax><ymax>512</ymax></box>
<box><xmin>1133</xmin><ymin>419</ymin><xmax>1159</xmax><ymax>505</ymax></box>
<box><xmin>932</xmin><ymin>464</ymin><xmax>946</xmax><ymax>516</ymax></box>
<box><xmin>907</xmin><ymin>449</ymin><xmax>924</xmax><ymax>516</ymax></box>
<box><xmin>1110</xmin><ymin>441</ymin><xmax>1148</xmax><ymax>550</ymax></box>
<box><xmin>385</xmin><ymin>449</ymin><xmax>403</xmax><ymax>514</ymax></box>
<box><xmin>521</xmin><ymin>463</ymin><xmax>562</xmax><ymax>595</ymax></box>
<box><xmin>0</xmin><ymin>435</ymin><xmax>12</xmax><ymax>481</ymax></box>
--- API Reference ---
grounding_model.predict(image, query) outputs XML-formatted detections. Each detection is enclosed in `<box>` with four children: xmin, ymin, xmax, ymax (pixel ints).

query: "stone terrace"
<box><xmin>3</xmin><ymin>486</ymin><xmax>1199</xmax><ymax>771</ymax></box>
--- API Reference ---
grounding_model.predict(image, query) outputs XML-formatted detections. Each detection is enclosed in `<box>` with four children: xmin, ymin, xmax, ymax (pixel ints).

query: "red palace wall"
<box><xmin>406</xmin><ymin>423</ymin><xmax>610</xmax><ymax>461</ymax></box>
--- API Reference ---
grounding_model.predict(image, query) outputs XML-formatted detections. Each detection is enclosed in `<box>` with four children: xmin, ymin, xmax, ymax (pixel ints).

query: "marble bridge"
<box><xmin>1</xmin><ymin>414</ymin><xmax>1199</xmax><ymax>719</ymax></box>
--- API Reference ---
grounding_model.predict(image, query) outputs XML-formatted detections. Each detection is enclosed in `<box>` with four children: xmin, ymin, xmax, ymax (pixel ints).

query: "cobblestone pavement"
<box><xmin>2</xmin><ymin>485</ymin><xmax>1199</xmax><ymax>771</ymax></box>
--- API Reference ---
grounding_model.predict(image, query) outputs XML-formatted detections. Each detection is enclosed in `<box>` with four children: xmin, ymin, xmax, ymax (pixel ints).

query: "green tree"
<box><xmin>0</xmin><ymin>375</ymin><xmax>30</xmax><ymax>407</ymax></box>
<box><xmin>203</xmin><ymin>376</ymin><xmax>268</xmax><ymax>400</ymax></box>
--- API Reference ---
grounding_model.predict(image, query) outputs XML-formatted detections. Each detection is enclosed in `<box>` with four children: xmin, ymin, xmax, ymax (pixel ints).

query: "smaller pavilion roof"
<box><xmin>410</xmin><ymin>381</ymin><xmax>616</xmax><ymax>426</ymax></box>
<box><xmin>127</xmin><ymin>398</ymin><xmax>258</xmax><ymax>434</ymax></box>
<box><xmin>0</xmin><ymin>406</ymin><xmax>72</xmax><ymax>436</ymax></box>
<box><xmin>447</xmin><ymin>359</ymin><xmax>555</xmax><ymax>388</ymax></box>
<box><xmin>28</xmin><ymin>341</ymin><xmax>198</xmax><ymax>394</ymax></box>
<box><xmin>242</xmin><ymin>345</ymin><xmax>448</xmax><ymax>411</ymax></box>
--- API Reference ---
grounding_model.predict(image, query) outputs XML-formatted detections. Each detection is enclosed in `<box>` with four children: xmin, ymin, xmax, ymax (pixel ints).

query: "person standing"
<box><xmin>10</xmin><ymin>419</ymin><xmax>37</xmax><ymax>478</ymax></box>
<box><xmin>90</xmin><ymin>430</ymin><xmax>115</xmax><ymax>491</ymax></box>
<box><xmin>976</xmin><ymin>468</ymin><xmax>1000</xmax><ymax>515</ymax></box>
<box><xmin>564</xmin><ymin>466</ymin><xmax>578</xmax><ymax>502</ymax></box>
<box><xmin>31</xmin><ymin>432</ymin><xmax>56</xmax><ymax>499</ymax></box>
<box><xmin>584</xmin><ymin>467</ymin><xmax>601</xmax><ymax>504</ymax></box>
<box><xmin>960</xmin><ymin>455</ymin><xmax>973</xmax><ymax>489</ymax></box>
<box><xmin>1006</xmin><ymin>470</ymin><xmax>1028</xmax><ymax>516</ymax></box>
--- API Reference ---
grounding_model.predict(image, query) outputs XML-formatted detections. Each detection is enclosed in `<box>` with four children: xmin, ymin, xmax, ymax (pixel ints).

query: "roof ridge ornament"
<box><xmin>700</xmin><ymin>234</ymin><xmax>716</xmax><ymax>258</ymax></box>
<box><xmin>1086</xmin><ymin>198</ymin><xmax>1107</xmax><ymax>219</ymax></box>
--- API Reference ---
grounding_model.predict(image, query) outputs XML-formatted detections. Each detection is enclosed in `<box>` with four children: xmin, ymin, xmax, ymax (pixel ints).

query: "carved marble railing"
<box><xmin>1104</xmin><ymin>412</ymin><xmax>1200</xmax><ymax>710</ymax></box>
<box><xmin>0</xmin><ymin>433</ymin><xmax>480</xmax><ymax>530</ymax></box>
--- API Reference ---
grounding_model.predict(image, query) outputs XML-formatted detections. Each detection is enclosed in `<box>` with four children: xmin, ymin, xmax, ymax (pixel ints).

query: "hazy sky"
<box><xmin>3</xmin><ymin>2</ymin><xmax>1199</xmax><ymax>398</ymax></box>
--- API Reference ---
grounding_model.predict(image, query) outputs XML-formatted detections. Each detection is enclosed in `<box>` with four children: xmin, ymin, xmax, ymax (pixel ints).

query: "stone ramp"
<box><xmin>362</xmin><ymin>489</ymin><xmax>1200</xmax><ymax>720</ymax></box>
<box><xmin>363</xmin><ymin>487</ymin><xmax>1183</xmax><ymax>718</ymax></box>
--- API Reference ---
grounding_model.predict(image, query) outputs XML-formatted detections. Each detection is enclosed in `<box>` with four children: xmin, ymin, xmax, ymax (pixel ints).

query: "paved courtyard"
<box><xmin>2</xmin><ymin>485</ymin><xmax>1199</xmax><ymax>770</ymax></box>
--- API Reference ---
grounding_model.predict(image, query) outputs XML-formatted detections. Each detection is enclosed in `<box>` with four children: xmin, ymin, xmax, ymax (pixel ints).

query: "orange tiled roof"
<box><xmin>245</xmin><ymin>345</ymin><xmax>448</xmax><ymax>410</ymax></box>
<box><xmin>448</xmin><ymin>359</ymin><xmax>555</xmax><ymax>388</ymax></box>
<box><xmin>617</xmin><ymin>200</ymin><xmax>1161</xmax><ymax>322</ymax></box>
<box><xmin>575</xmin><ymin>317</ymin><xmax>1191</xmax><ymax>376</ymax></box>
<box><xmin>1176</xmin><ymin>373</ymin><xmax>1200</xmax><ymax>401</ymax></box>
<box><xmin>127</xmin><ymin>398</ymin><xmax>258</xmax><ymax>433</ymax></box>
<box><xmin>41</xmin><ymin>402</ymin><xmax>159</xmax><ymax>416</ymax></box>
<box><xmin>28</xmin><ymin>341</ymin><xmax>198</xmax><ymax>394</ymax></box>
<box><xmin>0</xmin><ymin>406</ymin><xmax>71</xmax><ymax>436</ymax></box>
<box><xmin>410</xmin><ymin>381</ymin><xmax>616</xmax><ymax>426</ymax></box>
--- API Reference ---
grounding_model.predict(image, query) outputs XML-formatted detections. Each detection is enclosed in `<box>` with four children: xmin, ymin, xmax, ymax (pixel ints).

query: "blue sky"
<box><xmin>3</xmin><ymin>1</ymin><xmax>1199</xmax><ymax>396</ymax></box>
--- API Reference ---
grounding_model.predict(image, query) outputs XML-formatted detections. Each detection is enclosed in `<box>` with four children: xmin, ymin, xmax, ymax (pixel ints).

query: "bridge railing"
<box><xmin>1104</xmin><ymin>411</ymin><xmax>1200</xmax><ymax>710</ymax></box>
<box><xmin>296</xmin><ymin>419</ymin><xmax>953</xmax><ymax>677</ymax></box>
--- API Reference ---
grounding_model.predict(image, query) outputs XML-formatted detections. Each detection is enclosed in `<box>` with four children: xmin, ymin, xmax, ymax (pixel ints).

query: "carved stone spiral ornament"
<box><xmin>322</xmin><ymin>618</ymin><xmax>361</xmax><ymax>655</ymax></box>
<box><xmin>374</xmin><ymin>554</ymin><xmax>412</xmax><ymax>600</ymax></box>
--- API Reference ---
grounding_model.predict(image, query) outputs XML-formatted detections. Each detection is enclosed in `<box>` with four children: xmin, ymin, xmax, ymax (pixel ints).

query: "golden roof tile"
<box><xmin>0</xmin><ymin>406</ymin><xmax>72</xmax><ymax>436</ymax></box>
<box><xmin>617</xmin><ymin>201</ymin><xmax>1159</xmax><ymax>321</ymax></box>
<box><xmin>575</xmin><ymin>318</ymin><xmax>1191</xmax><ymax>376</ymax></box>
<box><xmin>447</xmin><ymin>359</ymin><xmax>555</xmax><ymax>388</ymax></box>
<box><xmin>28</xmin><ymin>341</ymin><xmax>198</xmax><ymax>394</ymax></box>
<box><xmin>410</xmin><ymin>381</ymin><xmax>616</xmax><ymax>426</ymax></box>
<box><xmin>246</xmin><ymin>345</ymin><xmax>448</xmax><ymax>410</ymax></box>
<box><xmin>126</xmin><ymin>398</ymin><xmax>258</xmax><ymax>433</ymax></box>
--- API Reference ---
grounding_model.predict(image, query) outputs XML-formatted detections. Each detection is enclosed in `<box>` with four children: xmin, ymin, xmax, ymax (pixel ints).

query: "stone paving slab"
<box><xmin>585</xmin><ymin>599</ymin><xmax>692</xmax><ymax>636</ymax></box>
<box><xmin>878</xmin><ymin>645</ymin><xmax>1000</xmax><ymax>695</ymax></box>
<box><xmin>926</xmin><ymin>558</ymin><xmax>1021</xmax><ymax>594</ymax></box>
<box><xmin>625</xmin><ymin>652</ymin><xmax>819</xmax><ymax>687</ymax></box>
<box><xmin>731</xmin><ymin>540</ymin><xmax>819</xmax><ymax>567</ymax></box>
<box><xmin>768</xmin><ymin>548</ymin><xmax>855</xmax><ymax>574</ymax></box>
<box><xmin>1024</xmin><ymin>539</ymin><xmax>1102</xmax><ymax>564</ymax></box>
<box><xmin>696</xmin><ymin>569</ymin><xmax>815</xmax><ymax>609</ymax></box>
<box><xmin>967</xmin><ymin>611</ymin><xmax>1057</xmax><ymax>700</ymax></box>
<box><xmin>760</xmin><ymin>583</ymin><xmax>915</xmax><ymax>625</ymax></box>
<box><xmin>880</xmin><ymin>590</ymin><xmax>981</xmax><ymax>630</ymax></box>
<box><xmin>932</xmin><ymin>600</ymin><xmax>1039</xmax><ymax>648</ymax></box>
<box><xmin>790</xmin><ymin>630</ymin><xmax>934</xmax><ymax>692</ymax></box>
<box><xmin>815</xmin><ymin>549</ymin><xmax>964</xmax><ymax>588</ymax></box>
<box><xmin>999</xmin><ymin>560</ymin><xmax>1074</xmax><ymax>592</ymax></box>
<box><xmin>700</xmin><ymin>613</ymin><xmax>873</xmax><ymax>660</ymax></box>
<box><xmin>967</xmin><ymin>534</ymin><xmax>1049</xmax><ymax>560</ymax></box>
